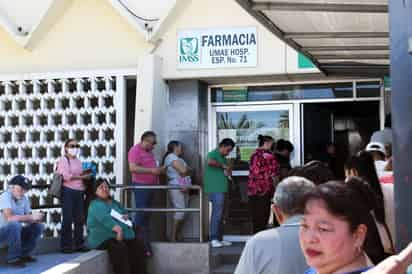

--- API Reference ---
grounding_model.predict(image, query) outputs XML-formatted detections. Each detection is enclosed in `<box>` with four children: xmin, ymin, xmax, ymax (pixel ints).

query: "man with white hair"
<box><xmin>0</xmin><ymin>175</ymin><xmax>44</xmax><ymax>267</ymax></box>
<box><xmin>235</xmin><ymin>176</ymin><xmax>315</xmax><ymax>274</ymax></box>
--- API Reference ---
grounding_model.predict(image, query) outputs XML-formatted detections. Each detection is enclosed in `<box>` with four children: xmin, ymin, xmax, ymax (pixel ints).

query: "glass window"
<box><xmin>216</xmin><ymin>110</ymin><xmax>290</xmax><ymax>163</ymax></box>
<box><xmin>356</xmin><ymin>81</ymin><xmax>381</xmax><ymax>98</ymax></box>
<box><xmin>211</xmin><ymin>82</ymin><xmax>354</xmax><ymax>102</ymax></box>
<box><xmin>298</xmin><ymin>83</ymin><xmax>353</xmax><ymax>99</ymax></box>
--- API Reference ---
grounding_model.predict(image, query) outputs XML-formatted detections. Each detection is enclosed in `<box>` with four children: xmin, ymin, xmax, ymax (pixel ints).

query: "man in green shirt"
<box><xmin>204</xmin><ymin>138</ymin><xmax>235</xmax><ymax>248</ymax></box>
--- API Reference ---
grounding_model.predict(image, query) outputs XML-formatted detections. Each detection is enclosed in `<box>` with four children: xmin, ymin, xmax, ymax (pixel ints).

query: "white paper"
<box><xmin>110</xmin><ymin>209</ymin><xmax>133</xmax><ymax>228</ymax></box>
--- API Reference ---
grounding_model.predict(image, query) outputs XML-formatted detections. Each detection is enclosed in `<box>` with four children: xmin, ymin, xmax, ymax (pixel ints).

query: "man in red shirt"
<box><xmin>128</xmin><ymin>131</ymin><xmax>165</xmax><ymax>257</ymax></box>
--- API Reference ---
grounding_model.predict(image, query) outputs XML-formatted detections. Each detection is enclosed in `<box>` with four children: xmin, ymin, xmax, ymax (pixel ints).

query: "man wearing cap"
<box><xmin>0</xmin><ymin>175</ymin><xmax>44</xmax><ymax>267</ymax></box>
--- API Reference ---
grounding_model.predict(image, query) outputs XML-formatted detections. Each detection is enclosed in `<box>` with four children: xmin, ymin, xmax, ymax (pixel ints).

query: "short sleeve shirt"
<box><xmin>0</xmin><ymin>191</ymin><xmax>31</xmax><ymax>229</ymax></box>
<box><xmin>128</xmin><ymin>144</ymin><xmax>158</xmax><ymax>184</ymax></box>
<box><xmin>165</xmin><ymin>153</ymin><xmax>187</xmax><ymax>181</ymax></box>
<box><xmin>304</xmin><ymin>267</ymin><xmax>372</xmax><ymax>274</ymax></box>
<box><xmin>204</xmin><ymin>149</ymin><xmax>228</xmax><ymax>193</ymax></box>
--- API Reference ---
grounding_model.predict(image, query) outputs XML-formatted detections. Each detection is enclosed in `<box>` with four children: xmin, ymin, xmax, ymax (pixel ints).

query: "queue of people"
<box><xmin>0</xmin><ymin>122</ymin><xmax>405</xmax><ymax>274</ymax></box>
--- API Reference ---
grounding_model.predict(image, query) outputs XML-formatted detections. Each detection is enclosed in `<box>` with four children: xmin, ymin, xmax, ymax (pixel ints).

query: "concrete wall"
<box><xmin>43</xmin><ymin>242</ymin><xmax>209</xmax><ymax>274</ymax></box>
<box><xmin>148</xmin><ymin>243</ymin><xmax>210</xmax><ymax>274</ymax></box>
<box><xmin>0</xmin><ymin>0</ymin><xmax>149</xmax><ymax>74</ymax></box>
<box><xmin>166</xmin><ymin>80</ymin><xmax>209</xmax><ymax>240</ymax></box>
<box><xmin>153</xmin><ymin>0</ymin><xmax>319</xmax><ymax>80</ymax></box>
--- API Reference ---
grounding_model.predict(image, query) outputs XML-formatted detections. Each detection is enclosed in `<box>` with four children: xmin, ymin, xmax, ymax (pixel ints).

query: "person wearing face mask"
<box><xmin>56</xmin><ymin>139</ymin><xmax>92</xmax><ymax>253</ymax></box>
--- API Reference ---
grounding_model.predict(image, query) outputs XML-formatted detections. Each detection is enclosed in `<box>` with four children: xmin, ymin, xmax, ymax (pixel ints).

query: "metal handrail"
<box><xmin>110</xmin><ymin>184</ymin><xmax>203</xmax><ymax>242</ymax></box>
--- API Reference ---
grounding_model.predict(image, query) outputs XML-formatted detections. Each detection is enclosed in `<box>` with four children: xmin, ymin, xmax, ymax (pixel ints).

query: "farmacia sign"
<box><xmin>178</xmin><ymin>27</ymin><xmax>257</xmax><ymax>69</ymax></box>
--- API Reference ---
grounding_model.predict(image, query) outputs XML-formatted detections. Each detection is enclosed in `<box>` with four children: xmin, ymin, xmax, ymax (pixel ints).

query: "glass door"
<box><xmin>211</xmin><ymin>104</ymin><xmax>295</xmax><ymax>236</ymax></box>
<box><xmin>212</xmin><ymin>104</ymin><xmax>295</xmax><ymax>173</ymax></box>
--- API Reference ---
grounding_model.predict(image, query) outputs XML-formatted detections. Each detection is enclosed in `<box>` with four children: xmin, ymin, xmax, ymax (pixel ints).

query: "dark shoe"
<box><xmin>144</xmin><ymin>251</ymin><xmax>153</xmax><ymax>258</ymax></box>
<box><xmin>21</xmin><ymin>256</ymin><xmax>37</xmax><ymax>263</ymax></box>
<box><xmin>74</xmin><ymin>246</ymin><xmax>90</xmax><ymax>253</ymax></box>
<box><xmin>61</xmin><ymin>248</ymin><xmax>74</xmax><ymax>254</ymax></box>
<box><xmin>6</xmin><ymin>258</ymin><xmax>27</xmax><ymax>268</ymax></box>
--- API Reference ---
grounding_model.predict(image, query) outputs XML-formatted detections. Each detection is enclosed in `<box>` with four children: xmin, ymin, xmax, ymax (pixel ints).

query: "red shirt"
<box><xmin>128</xmin><ymin>144</ymin><xmax>158</xmax><ymax>184</ymax></box>
<box><xmin>247</xmin><ymin>149</ymin><xmax>280</xmax><ymax>196</ymax></box>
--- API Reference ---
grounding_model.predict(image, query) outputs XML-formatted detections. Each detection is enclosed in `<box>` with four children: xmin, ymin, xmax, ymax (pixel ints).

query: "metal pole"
<box><xmin>199</xmin><ymin>189</ymin><xmax>203</xmax><ymax>242</ymax></box>
<box><xmin>389</xmin><ymin>0</ymin><xmax>412</xmax><ymax>251</ymax></box>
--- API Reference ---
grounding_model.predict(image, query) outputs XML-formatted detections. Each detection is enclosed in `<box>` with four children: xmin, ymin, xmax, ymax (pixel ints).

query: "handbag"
<box><xmin>48</xmin><ymin>156</ymin><xmax>69</xmax><ymax>198</ymax></box>
<box><xmin>48</xmin><ymin>172</ymin><xmax>63</xmax><ymax>198</ymax></box>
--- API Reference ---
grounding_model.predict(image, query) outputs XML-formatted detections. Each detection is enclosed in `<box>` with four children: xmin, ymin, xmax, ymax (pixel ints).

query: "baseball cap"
<box><xmin>366</xmin><ymin>142</ymin><xmax>386</xmax><ymax>155</ymax></box>
<box><xmin>9</xmin><ymin>175</ymin><xmax>31</xmax><ymax>190</ymax></box>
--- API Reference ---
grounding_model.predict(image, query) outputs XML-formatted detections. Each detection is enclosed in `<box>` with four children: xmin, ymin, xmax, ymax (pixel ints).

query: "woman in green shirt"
<box><xmin>87</xmin><ymin>179</ymin><xmax>146</xmax><ymax>274</ymax></box>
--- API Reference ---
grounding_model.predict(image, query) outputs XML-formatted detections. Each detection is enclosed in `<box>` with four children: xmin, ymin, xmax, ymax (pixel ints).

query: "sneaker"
<box><xmin>6</xmin><ymin>258</ymin><xmax>26</xmax><ymax>268</ymax></box>
<box><xmin>210</xmin><ymin>240</ymin><xmax>223</xmax><ymax>248</ymax></box>
<box><xmin>21</xmin><ymin>256</ymin><xmax>37</xmax><ymax>263</ymax></box>
<box><xmin>220</xmin><ymin>240</ymin><xmax>232</xmax><ymax>247</ymax></box>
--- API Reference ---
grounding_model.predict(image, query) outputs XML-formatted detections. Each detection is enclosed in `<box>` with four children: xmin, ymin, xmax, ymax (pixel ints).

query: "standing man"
<box><xmin>128</xmin><ymin>131</ymin><xmax>165</xmax><ymax>257</ymax></box>
<box><xmin>0</xmin><ymin>175</ymin><xmax>44</xmax><ymax>267</ymax></box>
<box><xmin>235</xmin><ymin>177</ymin><xmax>315</xmax><ymax>274</ymax></box>
<box><xmin>204</xmin><ymin>138</ymin><xmax>235</xmax><ymax>248</ymax></box>
<box><xmin>371</xmin><ymin>114</ymin><xmax>392</xmax><ymax>146</ymax></box>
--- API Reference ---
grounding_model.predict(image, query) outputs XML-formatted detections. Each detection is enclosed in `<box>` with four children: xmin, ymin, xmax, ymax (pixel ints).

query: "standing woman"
<box><xmin>57</xmin><ymin>139</ymin><xmax>91</xmax><ymax>253</ymax></box>
<box><xmin>162</xmin><ymin>141</ymin><xmax>192</xmax><ymax>242</ymax></box>
<box><xmin>345</xmin><ymin>151</ymin><xmax>395</xmax><ymax>255</ymax></box>
<box><xmin>248</xmin><ymin>135</ymin><xmax>279</xmax><ymax>233</ymax></box>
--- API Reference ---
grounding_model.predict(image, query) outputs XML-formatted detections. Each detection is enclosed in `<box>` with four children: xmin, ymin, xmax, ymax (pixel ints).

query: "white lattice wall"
<box><xmin>0</xmin><ymin>75</ymin><xmax>126</xmax><ymax>237</ymax></box>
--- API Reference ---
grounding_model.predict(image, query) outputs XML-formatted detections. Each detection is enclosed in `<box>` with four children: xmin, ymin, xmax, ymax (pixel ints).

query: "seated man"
<box><xmin>235</xmin><ymin>177</ymin><xmax>315</xmax><ymax>274</ymax></box>
<box><xmin>0</xmin><ymin>175</ymin><xmax>44</xmax><ymax>267</ymax></box>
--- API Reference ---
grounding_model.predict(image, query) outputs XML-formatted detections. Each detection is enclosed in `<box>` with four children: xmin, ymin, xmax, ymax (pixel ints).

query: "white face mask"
<box><xmin>67</xmin><ymin>148</ymin><xmax>80</xmax><ymax>157</ymax></box>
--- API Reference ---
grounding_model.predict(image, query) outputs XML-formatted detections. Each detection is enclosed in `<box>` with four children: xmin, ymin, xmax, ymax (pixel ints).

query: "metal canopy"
<box><xmin>236</xmin><ymin>0</ymin><xmax>389</xmax><ymax>76</ymax></box>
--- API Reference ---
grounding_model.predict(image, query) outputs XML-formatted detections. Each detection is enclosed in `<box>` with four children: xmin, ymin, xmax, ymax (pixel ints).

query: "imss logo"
<box><xmin>179</xmin><ymin>37</ymin><xmax>200</xmax><ymax>64</ymax></box>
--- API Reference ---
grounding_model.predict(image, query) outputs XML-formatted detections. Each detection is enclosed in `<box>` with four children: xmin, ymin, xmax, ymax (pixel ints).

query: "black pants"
<box><xmin>97</xmin><ymin>238</ymin><xmax>146</xmax><ymax>274</ymax></box>
<box><xmin>248</xmin><ymin>193</ymin><xmax>272</xmax><ymax>234</ymax></box>
<box><xmin>61</xmin><ymin>187</ymin><xmax>85</xmax><ymax>250</ymax></box>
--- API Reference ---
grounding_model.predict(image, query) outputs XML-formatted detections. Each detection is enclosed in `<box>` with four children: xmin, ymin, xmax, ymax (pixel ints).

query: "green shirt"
<box><xmin>204</xmin><ymin>149</ymin><xmax>228</xmax><ymax>193</ymax></box>
<box><xmin>86</xmin><ymin>199</ymin><xmax>135</xmax><ymax>249</ymax></box>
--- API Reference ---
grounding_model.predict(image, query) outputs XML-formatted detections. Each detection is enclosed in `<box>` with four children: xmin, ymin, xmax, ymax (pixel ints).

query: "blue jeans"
<box><xmin>61</xmin><ymin>187</ymin><xmax>85</xmax><ymax>250</ymax></box>
<box><xmin>208</xmin><ymin>193</ymin><xmax>225</xmax><ymax>241</ymax></box>
<box><xmin>133</xmin><ymin>186</ymin><xmax>155</xmax><ymax>252</ymax></box>
<box><xmin>0</xmin><ymin>222</ymin><xmax>44</xmax><ymax>261</ymax></box>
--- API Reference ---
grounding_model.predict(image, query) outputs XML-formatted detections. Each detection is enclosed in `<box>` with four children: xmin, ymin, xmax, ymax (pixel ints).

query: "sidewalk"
<box><xmin>0</xmin><ymin>253</ymin><xmax>80</xmax><ymax>274</ymax></box>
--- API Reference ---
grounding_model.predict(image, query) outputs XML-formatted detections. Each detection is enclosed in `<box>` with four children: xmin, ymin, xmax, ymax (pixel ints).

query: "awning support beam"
<box><xmin>285</xmin><ymin>32</ymin><xmax>389</xmax><ymax>39</ymax></box>
<box><xmin>253</xmin><ymin>2</ymin><xmax>388</xmax><ymax>13</ymax></box>
<box><xmin>305</xmin><ymin>45</ymin><xmax>389</xmax><ymax>51</ymax></box>
<box><xmin>315</xmin><ymin>54</ymin><xmax>389</xmax><ymax>60</ymax></box>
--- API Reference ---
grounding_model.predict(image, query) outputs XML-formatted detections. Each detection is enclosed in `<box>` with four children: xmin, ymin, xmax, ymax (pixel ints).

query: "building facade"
<box><xmin>0</xmin><ymin>0</ymin><xmax>390</xmax><ymax>241</ymax></box>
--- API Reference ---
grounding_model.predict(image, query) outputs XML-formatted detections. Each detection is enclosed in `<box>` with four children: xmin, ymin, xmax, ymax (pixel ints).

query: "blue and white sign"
<box><xmin>178</xmin><ymin>27</ymin><xmax>257</xmax><ymax>69</ymax></box>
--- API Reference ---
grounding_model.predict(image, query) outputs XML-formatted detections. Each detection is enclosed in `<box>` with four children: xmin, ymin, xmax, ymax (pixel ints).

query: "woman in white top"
<box><xmin>345</xmin><ymin>151</ymin><xmax>395</xmax><ymax>255</ymax></box>
<box><xmin>162</xmin><ymin>141</ymin><xmax>192</xmax><ymax>242</ymax></box>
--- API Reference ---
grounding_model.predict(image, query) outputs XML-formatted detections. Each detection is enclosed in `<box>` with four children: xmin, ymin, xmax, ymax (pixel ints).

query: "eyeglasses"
<box><xmin>68</xmin><ymin>144</ymin><xmax>80</xmax><ymax>148</ymax></box>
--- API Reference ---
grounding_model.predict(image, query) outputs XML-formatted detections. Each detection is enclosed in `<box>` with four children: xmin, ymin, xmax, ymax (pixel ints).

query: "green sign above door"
<box><xmin>222</xmin><ymin>87</ymin><xmax>248</xmax><ymax>102</ymax></box>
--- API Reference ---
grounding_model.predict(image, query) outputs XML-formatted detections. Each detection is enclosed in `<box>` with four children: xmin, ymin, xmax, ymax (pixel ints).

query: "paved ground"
<box><xmin>0</xmin><ymin>253</ymin><xmax>80</xmax><ymax>274</ymax></box>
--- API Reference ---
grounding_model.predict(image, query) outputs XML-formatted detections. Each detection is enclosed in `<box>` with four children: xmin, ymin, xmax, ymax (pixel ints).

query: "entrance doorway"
<box><xmin>303</xmin><ymin>101</ymin><xmax>380</xmax><ymax>179</ymax></box>
<box><xmin>211</xmin><ymin>104</ymin><xmax>295</xmax><ymax>235</ymax></box>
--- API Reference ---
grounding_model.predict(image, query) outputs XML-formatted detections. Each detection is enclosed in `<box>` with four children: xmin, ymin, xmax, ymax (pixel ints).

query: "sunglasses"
<box><xmin>68</xmin><ymin>144</ymin><xmax>80</xmax><ymax>148</ymax></box>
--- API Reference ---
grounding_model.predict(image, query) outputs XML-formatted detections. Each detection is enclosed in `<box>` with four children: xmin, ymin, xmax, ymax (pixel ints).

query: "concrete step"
<box><xmin>212</xmin><ymin>264</ymin><xmax>237</xmax><ymax>274</ymax></box>
<box><xmin>211</xmin><ymin>243</ymin><xmax>244</xmax><ymax>273</ymax></box>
